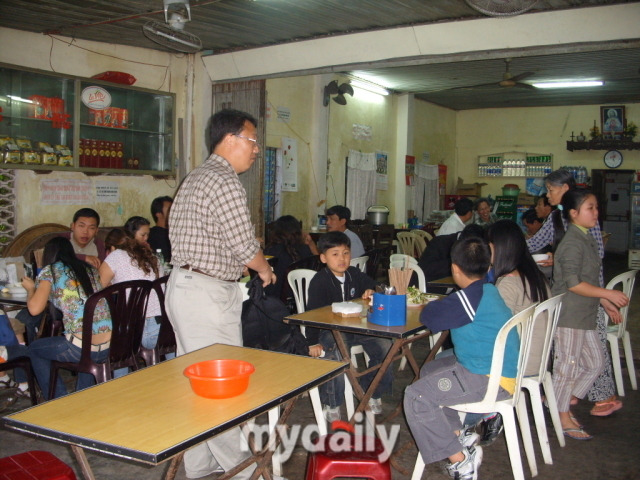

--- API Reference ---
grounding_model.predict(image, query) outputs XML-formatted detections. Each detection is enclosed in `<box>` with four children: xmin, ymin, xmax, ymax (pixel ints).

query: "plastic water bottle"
<box><xmin>155</xmin><ymin>249</ymin><xmax>165</xmax><ymax>272</ymax></box>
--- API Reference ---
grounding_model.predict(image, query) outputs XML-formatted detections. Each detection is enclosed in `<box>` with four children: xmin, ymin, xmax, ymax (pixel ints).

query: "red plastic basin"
<box><xmin>184</xmin><ymin>359</ymin><xmax>255</xmax><ymax>399</ymax></box>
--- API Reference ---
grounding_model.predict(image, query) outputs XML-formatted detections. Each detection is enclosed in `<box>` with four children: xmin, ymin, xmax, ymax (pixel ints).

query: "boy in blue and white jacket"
<box><xmin>404</xmin><ymin>237</ymin><xmax>518</xmax><ymax>480</ymax></box>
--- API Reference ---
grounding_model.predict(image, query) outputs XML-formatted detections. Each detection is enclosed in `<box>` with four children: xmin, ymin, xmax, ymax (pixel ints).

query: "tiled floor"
<box><xmin>1</xmin><ymin>253</ymin><xmax>638</xmax><ymax>479</ymax></box>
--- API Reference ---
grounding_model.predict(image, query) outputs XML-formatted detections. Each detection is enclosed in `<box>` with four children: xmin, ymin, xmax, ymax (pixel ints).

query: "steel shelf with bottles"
<box><xmin>0</xmin><ymin>63</ymin><xmax>175</xmax><ymax>177</ymax></box>
<box><xmin>477</xmin><ymin>151</ymin><xmax>553</xmax><ymax>178</ymax></box>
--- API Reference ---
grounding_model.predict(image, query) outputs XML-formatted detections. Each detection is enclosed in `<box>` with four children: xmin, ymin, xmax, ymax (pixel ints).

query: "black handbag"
<box><xmin>241</xmin><ymin>276</ymin><xmax>308</xmax><ymax>356</ymax></box>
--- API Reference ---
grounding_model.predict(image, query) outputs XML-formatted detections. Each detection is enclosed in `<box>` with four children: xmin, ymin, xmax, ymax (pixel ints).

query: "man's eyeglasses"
<box><xmin>234</xmin><ymin>134</ymin><xmax>260</xmax><ymax>148</ymax></box>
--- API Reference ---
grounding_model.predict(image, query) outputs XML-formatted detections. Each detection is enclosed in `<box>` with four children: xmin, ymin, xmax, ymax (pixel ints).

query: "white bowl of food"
<box><xmin>532</xmin><ymin>254</ymin><xmax>549</xmax><ymax>263</ymax></box>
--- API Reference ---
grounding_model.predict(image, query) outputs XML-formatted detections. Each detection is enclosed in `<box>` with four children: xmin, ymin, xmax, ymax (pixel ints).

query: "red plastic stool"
<box><xmin>305</xmin><ymin>422</ymin><xmax>391</xmax><ymax>480</ymax></box>
<box><xmin>0</xmin><ymin>450</ymin><xmax>77</xmax><ymax>480</ymax></box>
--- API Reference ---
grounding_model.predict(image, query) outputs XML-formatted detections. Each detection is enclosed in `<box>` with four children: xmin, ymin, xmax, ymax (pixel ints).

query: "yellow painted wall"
<box><xmin>0</xmin><ymin>27</ymin><xmax>211</xmax><ymax>232</ymax></box>
<box><xmin>457</xmin><ymin>104</ymin><xmax>640</xmax><ymax>200</ymax></box>
<box><xmin>327</xmin><ymin>85</ymin><xmax>397</xmax><ymax>215</ymax></box>
<box><xmin>413</xmin><ymin>99</ymin><xmax>457</xmax><ymax>192</ymax></box>
<box><xmin>265</xmin><ymin>76</ymin><xmax>317</xmax><ymax>225</ymax></box>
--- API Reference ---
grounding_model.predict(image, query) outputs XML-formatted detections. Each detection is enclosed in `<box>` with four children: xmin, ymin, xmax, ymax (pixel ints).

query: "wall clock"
<box><xmin>603</xmin><ymin>150</ymin><xmax>623</xmax><ymax>168</ymax></box>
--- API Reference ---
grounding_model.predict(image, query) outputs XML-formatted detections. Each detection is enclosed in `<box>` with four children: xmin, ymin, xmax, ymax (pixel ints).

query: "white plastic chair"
<box><xmin>389</xmin><ymin>254</ymin><xmax>428</xmax><ymax>371</ymax></box>
<box><xmin>412</xmin><ymin>229</ymin><xmax>433</xmax><ymax>244</ymax></box>
<box><xmin>287</xmin><ymin>269</ymin><xmax>316</xmax><ymax>314</ymax></box>
<box><xmin>389</xmin><ymin>253</ymin><xmax>418</xmax><ymax>267</ymax></box>
<box><xmin>389</xmin><ymin>257</ymin><xmax>426</xmax><ymax>293</ymax></box>
<box><xmin>413</xmin><ymin>234</ymin><xmax>427</xmax><ymax>258</ymax></box>
<box><xmin>521</xmin><ymin>293</ymin><xmax>566</xmax><ymax>467</ymax></box>
<box><xmin>350</xmin><ymin>255</ymin><xmax>369</xmax><ymax>273</ymax></box>
<box><xmin>397</xmin><ymin>232</ymin><xmax>417</xmax><ymax>257</ymax></box>
<box><xmin>605</xmin><ymin>270</ymin><xmax>638</xmax><ymax>396</ymax></box>
<box><xmin>411</xmin><ymin>304</ymin><xmax>539</xmax><ymax>480</ymax></box>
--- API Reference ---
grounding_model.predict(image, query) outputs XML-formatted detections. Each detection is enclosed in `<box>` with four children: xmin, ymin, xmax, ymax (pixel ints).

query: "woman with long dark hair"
<box><xmin>526</xmin><ymin>168</ymin><xmax>621</xmax><ymax>417</ymax></box>
<box><xmin>124</xmin><ymin>216</ymin><xmax>151</xmax><ymax>248</ymax></box>
<box><xmin>264</xmin><ymin>215</ymin><xmax>318</xmax><ymax>297</ymax></box>
<box><xmin>489</xmin><ymin>220</ymin><xmax>550</xmax><ymax>371</ymax></box>
<box><xmin>22</xmin><ymin>237</ymin><xmax>110</xmax><ymax>398</ymax></box>
<box><xmin>100</xmin><ymin>228</ymin><xmax>164</xmax><ymax>375</ymax></box>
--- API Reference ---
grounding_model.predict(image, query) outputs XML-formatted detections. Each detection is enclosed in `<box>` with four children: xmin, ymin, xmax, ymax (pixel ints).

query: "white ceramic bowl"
<box><xmin>532</xmin><ymin>254</ymin><xmax>549</xmax><ymax>263</ymax></box>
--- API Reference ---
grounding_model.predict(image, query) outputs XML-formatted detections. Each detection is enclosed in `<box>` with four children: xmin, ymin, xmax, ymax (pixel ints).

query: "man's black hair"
<box><xmin>209</xmin><ymin>109</ymin><xmax>258</xmax><ymax>152</ymax></box>
<box><xmin>150</xmin><ymin>195</ymin><xmax>173</xmax><ymax>222</ymax></box>
<box><xmin>450</xmin><ymin>236</ymin><xmax>491</xmax><ymax>278</ymax></box>
<box><xmin>72</xmin><ymin>208</ymin><xmax>100</xmax><ymax>226</ymax></box>
<box><xmin>454</xmin><ymin>198</ymin><xmax>474</xmax><ymax>217</ymax></box>
<box><xmin>325</xmin><ymin>205</ymin><xmax>351</xmax><ymax>221</ymax></box>
<box><xmin>522</xmin><ymin>208</ymin><xmax>542</xmax><ymax>225</ymax></box>
<box><xmin>317</xmin><ymin>231</ymin><xmax>351</xmax><ymax>254</ymax></box>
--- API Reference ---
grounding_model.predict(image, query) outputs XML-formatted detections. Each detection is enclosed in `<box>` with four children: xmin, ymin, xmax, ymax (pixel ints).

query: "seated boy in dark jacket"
<box><xmin>306</xmin><ymin>231</ymin><xmax>392</xmax><ymax>422</ymax></box>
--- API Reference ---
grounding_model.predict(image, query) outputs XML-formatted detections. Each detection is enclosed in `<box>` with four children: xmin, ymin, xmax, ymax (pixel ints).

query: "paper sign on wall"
<box><xmin>41</xmin><ymin>179</ymin><xmax>93</xmax><ymax>205</ymax></box>
<box><xmin>96</xmin><ymin>181</ymin><xmax>119</xmax><ymax>203</ymax></box>
<box><xmin>281</xmin><ymin>137</ymin><xmax>298</xmax><ymax>192</ymax></box>
<box><xmin>376</xmin><ymin>151</ymin><xmax>388</xmax><ymax>190</ymax></box>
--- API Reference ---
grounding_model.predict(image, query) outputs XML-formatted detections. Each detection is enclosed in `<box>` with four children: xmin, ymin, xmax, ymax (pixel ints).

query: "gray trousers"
<box><xmin>404</xmin><ymin>355</ymin><xmax>511</xmax><ymax>464</ymax></box>
<box><xmin>166</xmin><ymin>267</ymin><xmax>255</xmax><ymax>479</ymax></box>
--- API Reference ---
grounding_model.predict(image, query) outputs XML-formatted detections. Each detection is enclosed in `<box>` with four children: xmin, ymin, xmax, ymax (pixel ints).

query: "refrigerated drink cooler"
<box><xmin>630</xmin><ymin>182</ymin><xmax>640</xmax><ymax>269</ymax></box>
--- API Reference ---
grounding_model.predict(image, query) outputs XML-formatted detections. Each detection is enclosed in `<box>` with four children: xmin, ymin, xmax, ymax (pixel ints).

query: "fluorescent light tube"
<box><xmin>350</xmin><ymin>79</ymin><xmax>390</xmax><ymax>96</ymax></box>
<box><xmin>532</xmin><ymin>81</ymin><xmax>604</xmax><ymax>89</ymax></box>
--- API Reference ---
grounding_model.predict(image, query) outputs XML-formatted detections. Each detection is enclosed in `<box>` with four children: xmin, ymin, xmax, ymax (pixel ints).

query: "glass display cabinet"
<box><xmin>0</xmin><ymin>64</ymin><xmax>175</xmax><ymax>176</ymax></box>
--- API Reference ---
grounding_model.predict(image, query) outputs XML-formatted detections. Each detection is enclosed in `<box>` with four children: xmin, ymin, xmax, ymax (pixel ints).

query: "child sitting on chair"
<box><xmin>404</xmin><ymin>236</ymin><xmax>517</xmax><ymax>480</ymax></box>
<box><xmin>305</xmin><ymin>231</ymin><xmax>392</xmax><ymax>422</ymax></box>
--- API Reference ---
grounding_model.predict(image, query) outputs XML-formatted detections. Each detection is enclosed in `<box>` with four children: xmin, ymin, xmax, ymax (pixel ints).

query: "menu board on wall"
<box><xmin>41</xmin><ymin>179</ymin><xmax>93</xmax><ymax>205</ymax></box>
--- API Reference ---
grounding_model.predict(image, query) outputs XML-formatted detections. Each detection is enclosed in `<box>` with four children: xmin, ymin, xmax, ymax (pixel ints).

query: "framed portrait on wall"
<box><xmin>600</xmin><ymin>105</ymin><xmax>625</xmax><ymax>138</ymax></box>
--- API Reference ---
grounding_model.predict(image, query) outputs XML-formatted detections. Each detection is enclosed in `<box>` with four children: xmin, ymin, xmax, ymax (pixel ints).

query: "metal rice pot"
<box><xmin>366</xmin><ymin>205</ymin><xmax>390</xmax><ymax>225</ymax></box>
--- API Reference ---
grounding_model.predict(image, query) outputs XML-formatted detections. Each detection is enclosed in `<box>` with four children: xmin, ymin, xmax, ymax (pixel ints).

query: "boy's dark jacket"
<box><xmin>304</xmin><ymin>266</ymin><xmax>376</xmax><ymax>347</ymax></box>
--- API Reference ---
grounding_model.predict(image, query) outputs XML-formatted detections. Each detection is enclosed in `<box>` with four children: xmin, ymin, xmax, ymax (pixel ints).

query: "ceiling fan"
<box><xmin>142</xmin><ymin>0</ymin><xmax>202</xmax><ymax>53</ymax></box>
<box><xmin>323</xmin><ymin>81</ymin><xmax>354</xmax><ymax>106</ymax></box>
<box><xmin>447</xmin><ymin>58</ymin><xmax>536</xmax><ymax>92</ymax></box>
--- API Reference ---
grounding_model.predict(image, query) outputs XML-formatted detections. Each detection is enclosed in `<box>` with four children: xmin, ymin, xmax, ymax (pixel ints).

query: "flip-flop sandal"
<box><xmin>563</xmin><ymin>428</ymin><xmax>593</xmax><ymax>441</ymax></box>
<box><xmin>590</xmin><ymin>399</ymin><xmax>623</xmax><ymax>417</ymax></box>
<box><xmin>569</xmin><ymin>414</ymin><xmax>583</xmax><ymax>429</ymax></box>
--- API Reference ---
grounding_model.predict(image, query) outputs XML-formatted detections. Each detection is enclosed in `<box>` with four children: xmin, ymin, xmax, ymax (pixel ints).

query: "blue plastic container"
<box><xmin>369</xmin><ymin>293</ymin><xmax>407</xmax><ymax>327</ymax></box>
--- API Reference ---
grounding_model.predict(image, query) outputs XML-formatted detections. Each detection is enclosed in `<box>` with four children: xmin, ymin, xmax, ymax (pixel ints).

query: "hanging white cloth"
<box><xmin>412</xmin><ymin>164</ymin><xmax>439</xmax><ymax>222</ymax></box>
<box><xmin>346</xmin><ymin>150</ymin><xmax>376</xmax><ymax>220</ymax></box>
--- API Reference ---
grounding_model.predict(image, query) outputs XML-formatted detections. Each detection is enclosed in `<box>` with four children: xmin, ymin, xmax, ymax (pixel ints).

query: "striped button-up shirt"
<box><xmin>169</xmin><ymin>153</ymin><xmax>260</xmax><ymax>281</ymax></box>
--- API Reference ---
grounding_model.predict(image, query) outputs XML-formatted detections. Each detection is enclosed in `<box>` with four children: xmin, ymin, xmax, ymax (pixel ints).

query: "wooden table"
<box><xmin>285</xmin><ymin>299</ymin><xmax>447</xmax><ymax>424</ymax></box>
<box><xmin>426</xmin><ymin>275</ymin><xmax>457</xmax><ymax>291</ymax></box>
<box><xmin>4</xmin><ymin>344</ymin><xmax>347</xmax><ymax>480</ymax></box>
<box><xmin>0</xmin><ymin>290</ymin><xmax>28</xmax><ymax>308</ymax></box>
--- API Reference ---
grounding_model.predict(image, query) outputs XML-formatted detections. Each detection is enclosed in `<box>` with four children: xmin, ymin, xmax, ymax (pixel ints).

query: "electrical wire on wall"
<box><xmin>46</xmin><ymin>34</ymin><xmax>173</xmax><ymax>91</ymax></box>
<box><xmin>265</xmin><ymin>97</ymin><xmax>325</xmax><ymax>207</ymax></box>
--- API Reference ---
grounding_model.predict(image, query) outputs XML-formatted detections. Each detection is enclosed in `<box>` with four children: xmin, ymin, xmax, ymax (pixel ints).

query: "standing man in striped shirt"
<box><xmin>166</xmin><ymin>109</ymin><xmax>276</xmax><ymax>479</ymax></box>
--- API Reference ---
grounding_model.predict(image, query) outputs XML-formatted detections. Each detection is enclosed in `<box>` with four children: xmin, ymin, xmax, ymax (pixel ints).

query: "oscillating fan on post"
<box><xmin>143</xmin><ymin>0</ymin><xmax>202</xmax><ymax>53</ymax></box>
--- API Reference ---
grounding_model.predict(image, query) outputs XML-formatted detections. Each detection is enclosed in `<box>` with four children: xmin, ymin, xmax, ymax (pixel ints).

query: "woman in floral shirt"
<box><xmin>22</xmin><ymin>237</ymin><xmax>110</xmax><ymax>398</ymax></box>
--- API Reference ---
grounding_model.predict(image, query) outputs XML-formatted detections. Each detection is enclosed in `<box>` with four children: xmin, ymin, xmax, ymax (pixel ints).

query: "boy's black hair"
<box><xmin>317</xmin><ymin>231</ymin><xmax>351</xmax><ymax>254</ymax></box>
<box><xmin>454</xmin><ymin>198</ymin><xmax>474</xmax><ymax>216</ymax></box>
<box><xmin>150</xmin><ymin>195</ymin><xmax>173</xmax><ymax>222</ymax></box>
<box><xmin>72</xmin><ymin>208</ymin><xmax>100</xmax><ymax>225</ymax></box>
<box><xmin>450</xmin><ymin>236</ymin><xmax>491</xmax><ymax>278</ymax></box>
<box><xmin>325</xmin><ymin>205</ymin><xmax>351</xmax><ymax>221</ymax></box>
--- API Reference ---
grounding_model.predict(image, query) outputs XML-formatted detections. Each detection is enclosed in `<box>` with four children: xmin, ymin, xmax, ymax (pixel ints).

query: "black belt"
<box><xmin>180</xmin><ymin>265</ymin><xmax>235</xmax><ymax>282</ymax></box>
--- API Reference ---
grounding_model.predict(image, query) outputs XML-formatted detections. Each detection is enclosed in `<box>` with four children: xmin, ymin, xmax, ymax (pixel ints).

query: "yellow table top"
<box><xmin>4</xmin><ymin>344</ymin><xmax>347</xmax><ymax>464</ymax></box>
<box><xmin>285</xmin><ymin>298</ymin><xmax>435</xmax><ymax>339</ymax></box>
<box><xmin>427</xmin><ymin>276</ymin><xmax>456</xmax><ymax>288</ymax></box>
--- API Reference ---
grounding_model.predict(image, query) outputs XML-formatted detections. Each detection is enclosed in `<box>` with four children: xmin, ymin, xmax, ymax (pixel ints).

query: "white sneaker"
<box><xmin>458</xmin><ymin>427</ymin><xmax>479</xmax><ymax>448</ymax></box>
<box><xmin>446</xmin><ymin>446</ymin><xmax>483</xmax><ymax>480</ymax></box>
<box><xmin>368</xmin><ymin>397</ymin><xmax>383</xmax><ymax>415</ymax></box>
<box><xmin>323</xmin><ymin>405</ymin><xmax>341</xmax><ymax>423</ymax></box>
